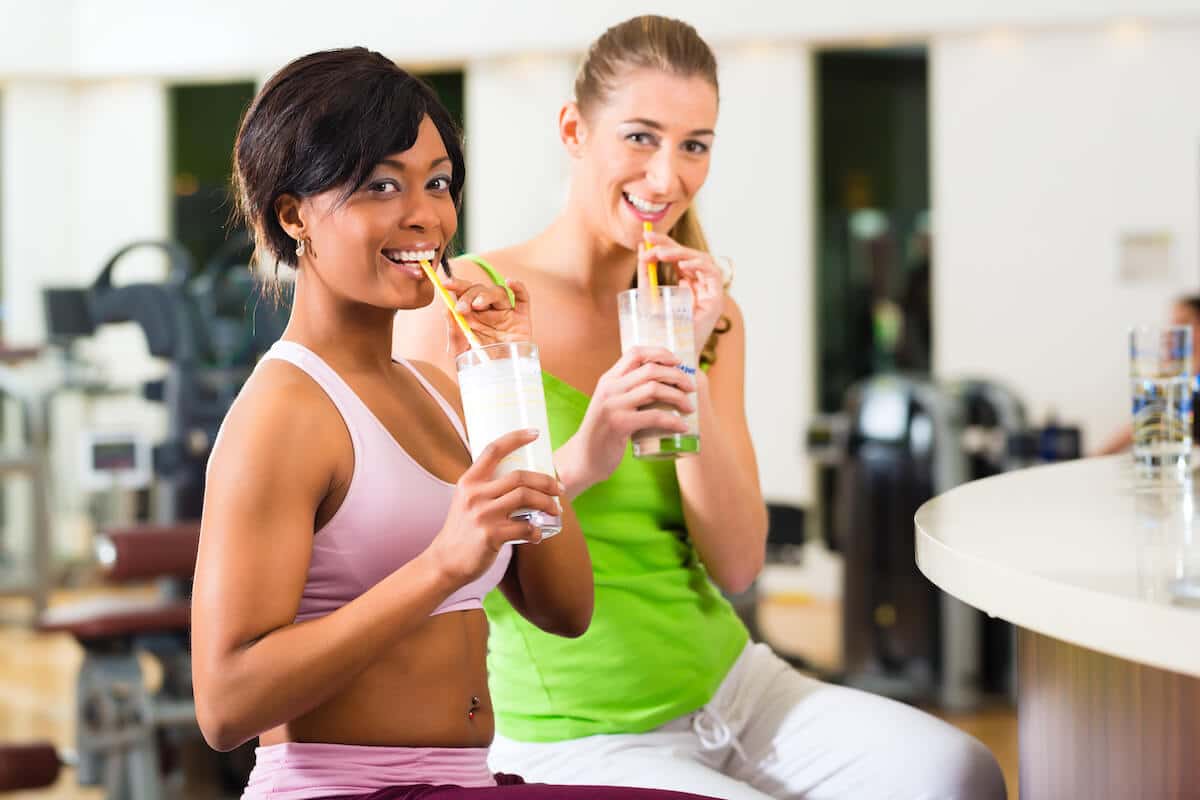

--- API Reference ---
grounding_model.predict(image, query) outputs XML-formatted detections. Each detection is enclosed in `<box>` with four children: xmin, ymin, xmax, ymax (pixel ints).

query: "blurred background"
<box><xmin>1</xmin><ymin>1</ymin><xmax>1198</xmax><ymax>797</ymax></box>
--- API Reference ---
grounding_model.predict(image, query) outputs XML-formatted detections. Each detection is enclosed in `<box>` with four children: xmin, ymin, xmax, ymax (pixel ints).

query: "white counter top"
<box><xmin>915</xmin><ymin>456</ymin><xmax>1200</xmax><ymax>678</ymax></box>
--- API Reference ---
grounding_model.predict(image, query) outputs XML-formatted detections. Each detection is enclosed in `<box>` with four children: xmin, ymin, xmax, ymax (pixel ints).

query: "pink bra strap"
<box><xmin>396</xmin><ymin>358</ymin><xmax>469</xmax><ymax>449</ymax></box>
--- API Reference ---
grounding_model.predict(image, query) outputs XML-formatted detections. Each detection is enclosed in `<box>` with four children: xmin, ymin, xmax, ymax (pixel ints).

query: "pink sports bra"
<box><xmin>259</xmin><ymin>340</ymin><xmax>511</xmax><ymax>622</ymax></box>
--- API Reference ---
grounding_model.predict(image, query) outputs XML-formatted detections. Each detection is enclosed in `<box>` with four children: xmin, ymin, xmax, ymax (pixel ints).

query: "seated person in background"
<box><xmin>191</xmin><ymin>46</ymin><xmax>718</xmax><ymax>800</ymax></box>
<box><xmin>1097</xmin><ymin>294</ymin><xmax>1200</xmax><ymax>456</ymax></box>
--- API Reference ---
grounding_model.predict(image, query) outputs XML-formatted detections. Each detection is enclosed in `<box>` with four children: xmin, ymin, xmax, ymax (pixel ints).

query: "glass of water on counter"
<box><xmin>1130</xmin><ymin>325</ymin><xmax>1194</xmax><ymax>479</ymax></box>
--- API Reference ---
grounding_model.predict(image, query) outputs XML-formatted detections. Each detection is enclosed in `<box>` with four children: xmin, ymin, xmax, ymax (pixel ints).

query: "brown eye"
<box><xmin>369</xmin><ymin>179</ymin><xmax>401</xmax><ymax>193</ymax></box>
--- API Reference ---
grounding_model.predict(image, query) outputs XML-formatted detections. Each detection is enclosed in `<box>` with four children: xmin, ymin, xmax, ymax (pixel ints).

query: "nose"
<box><xmin>401</xmin><ymin>191</ymin><xmax>441</xmax><ymax>234</ymax></box>
<box><xmin>644</xmin><ymin>148</ymin><xmax>679</xmax><ymax>196</ymax></box>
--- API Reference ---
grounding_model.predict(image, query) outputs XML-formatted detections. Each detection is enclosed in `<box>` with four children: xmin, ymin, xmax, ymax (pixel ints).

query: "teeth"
<box><xmin>625</xmin><ymin>193</ymin><xmax>668</xmax><ymax>214</ymax></box>
<box><xmin>386</xmin><ymin>249</ymin><xmax>437</xmax><ymax>263</ymax></box>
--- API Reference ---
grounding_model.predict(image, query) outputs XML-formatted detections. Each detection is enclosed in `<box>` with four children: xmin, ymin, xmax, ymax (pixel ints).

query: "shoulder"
<box><xmin>716</xmin><ymin>294</ymin><xmax>746</xmax><ymax>350</ymax></box>
<box><xmin>234</xmin><ymin>358</ymin><xmax>340</xmax><ymax>433</ymax></box>
<box><xmin>209</xmin><ymin>358</ymin><xmax>345</xmax><ymax>488</ymax></box>
<box><xmin>447</xmin><ymin>255</ymin><xmax>493</xmax><ymax>285</ymax></box>
<box><xmin>449</xmin><ymin>253</ymin><xmax>508</xmax><ymax>286</ymax></box>
<box><xmin>707</xmin><ymin>294</ymin><xmax>747</xmax><ymax>383</ymax></box>
<box><xmin>449</xmin><ymin>245</ymin><xmax>530</xmax><ymax>286</ymax></box>
<box><xmin>722</xmin><ymin>295</ymin><xmax>745</xmax><ymax>329</ymax></box>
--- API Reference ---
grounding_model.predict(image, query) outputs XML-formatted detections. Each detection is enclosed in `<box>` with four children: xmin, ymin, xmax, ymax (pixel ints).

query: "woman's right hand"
<box><xmin>441</xmin><ymin>276</ymin><xmax>533</xmax><ymax>353</ymax></box>
<box><xmin>425</xmin><ymin>428</ymin><xmax>564</xmax><ymax>588</ymax></box>
<box><xmin>559</xmin><ymin>347</ymin><xmax>696</xmax><ymax>494</ymax></box>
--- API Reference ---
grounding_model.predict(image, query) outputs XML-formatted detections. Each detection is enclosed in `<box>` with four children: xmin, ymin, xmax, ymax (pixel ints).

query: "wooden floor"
<box><xmin>1</xmin><ymin>590</ymin><xmax>1019</xmax><ymax>799</ymax></box>
<box><xmin>0</xmin><ymin>589</ymin><xmax>227</xmax><ymax>800</ymax></box>
<box><xmin>1</xmin><ymin>614</ymin><xmax>105</xmax><ymax>800</ymax></box>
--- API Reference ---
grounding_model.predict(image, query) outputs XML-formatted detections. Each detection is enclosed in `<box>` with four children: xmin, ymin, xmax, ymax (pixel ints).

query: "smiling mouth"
<box><xmin>623</xmin><ymin>192</ymin><xmax>670</xmax><ymax>218</ymax></box>
<box><xmin>383</xmin><ymin>248</ymin><xmax>438</xmax><ymax>266</ymax></box>
<box><xmin>382</xmin><ymin>248</ymin><xmax>439</xmax><ymax>279</ymax></box>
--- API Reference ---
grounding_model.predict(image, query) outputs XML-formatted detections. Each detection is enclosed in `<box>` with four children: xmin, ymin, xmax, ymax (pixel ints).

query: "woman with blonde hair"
<box><xmin>397</xmin><ymin>16</ymin><xmax>1006</xmax><ymax>800</ymax></box>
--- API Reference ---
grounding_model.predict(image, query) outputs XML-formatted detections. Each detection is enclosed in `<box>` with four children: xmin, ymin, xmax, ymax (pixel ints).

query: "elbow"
<box><xmin>713</xmin><ymin>519</ymin><xmax>768</xmax><ymax>595</ymax></box>
<box><xmin>535</xmin><ymin>595</ymin><xmax>594</xmax><ymax>639</ymax></box>
<box><xmin>715</xmin><ymin>563</ymin><xmax>761</xmax><ymax>596</ymax></box>
<box><xmin>561</xmin><ymin>601</ymin><xmax>594</xmax><ymax>638</ymax></box>
<box><xmin>547</xmin><ymin>599</ymin><xmax>594</xmax><ymax>639</ymax></box>
<box><xmin>194</xmin><ymin>672</ymin><xmax>256</xmax><ymax>753</ymax></box>
<box><xmin>196</xmin><ymin>700</ymin><xmax>248</xmax><ymax>753</ymax></box>
<box><xmin>203</xmin><ymin>727</ymin><xmax>245</xmax><ymax>754</ymax></box>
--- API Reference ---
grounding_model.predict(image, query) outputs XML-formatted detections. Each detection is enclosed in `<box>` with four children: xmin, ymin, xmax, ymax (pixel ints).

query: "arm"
<box><xmin>674</xmin><ymin>298</ymin><xmax>768</xmax><ymax>594</ymax></box>
<box><xmin>495</xmin><ymin>499</ymin><xmax>593</xmax><ymax>637</ymax></box>
<box><xmin>410</xmin><ymin>360</ymin><xmax>594</xmax><ymax>638</ymax></box>
<box><xmin>191</xmin><ymin>367</ymin><xmax>461</xmax><ymax>751</ymax></box>
<box><xmin>634</xmin><ymin>238</ymin><xmax>768</xmax><ymax>592</ymax></box>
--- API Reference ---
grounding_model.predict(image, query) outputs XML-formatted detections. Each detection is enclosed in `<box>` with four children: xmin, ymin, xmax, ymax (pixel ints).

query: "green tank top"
<box><xmin>463</xmin><ymin>255</ymin><xmax>748</xmax><ymax>742</ymax></box>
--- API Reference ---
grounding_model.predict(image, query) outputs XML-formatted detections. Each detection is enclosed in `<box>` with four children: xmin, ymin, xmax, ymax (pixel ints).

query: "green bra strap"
<box><xmin>458</xmin><ymin>253</ymin><xmax>517</xmax><ymax>308</ymax></box>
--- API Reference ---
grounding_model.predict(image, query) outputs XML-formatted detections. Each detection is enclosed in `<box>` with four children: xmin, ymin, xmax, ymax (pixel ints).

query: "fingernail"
<box><xmin>557</xmin><ymin>481</ymin><xmax>567</xmax><ymax>494</ymax></box>
<box><xmin>524</xmin><ymin>428</ymin><xmax>540</xmax><ymax>437</ymax></box>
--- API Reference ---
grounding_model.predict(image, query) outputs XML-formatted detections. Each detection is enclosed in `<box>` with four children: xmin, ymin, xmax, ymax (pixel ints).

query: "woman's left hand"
<box><xmin>442</xmin><ymin>277</ymin><xmax>533</xmax><ymax>354</ymax></box>
<box><xmin>639</xmin><ymin>231</ymin><xmax>726</xmax><ymax>347</ymax></box>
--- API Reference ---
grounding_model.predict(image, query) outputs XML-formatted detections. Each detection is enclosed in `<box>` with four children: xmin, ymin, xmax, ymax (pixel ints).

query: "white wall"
<box><xmin>30</xmin><ymin>0</ymin><xmax>1200</xmax><ymax>79</ymax></box>
<box><xmin>1</xmin><ymin>83</ymin><xmax>79</xmax><ymax>342</ymax></box>
<box><xmin>931</xmin><ymin>20</ymin><xmax>1200</xmax><ymax>448</ymax></box>
<box><xmin>463</xmin><ymin>55</ymin><xmax>575</xmax><ymax>253</ymax></box>
<box><xmin>705</xmin><ymin>44</ymin><xmax>815</xmax><ymax>505</ymax></box>
<box><xmin>0</xmin><ymin>0</ymin><xmax>74</xmax><ymax>77</ymax></box>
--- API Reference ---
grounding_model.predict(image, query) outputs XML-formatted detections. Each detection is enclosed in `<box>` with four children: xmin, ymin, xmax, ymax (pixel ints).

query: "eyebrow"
<box><xmin>622</xmin><ymin>118</ymin><xmax>715</xmax><ymax>137</ymax></box>
<box><xmin>378</xmin><ymin>156</ymin><xmax>452</xmax><ymax>171</ymax></box>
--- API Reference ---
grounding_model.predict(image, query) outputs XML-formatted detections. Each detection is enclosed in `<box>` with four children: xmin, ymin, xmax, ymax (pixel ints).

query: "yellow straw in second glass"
<box><xmin>642</xmin><ymin>220</ymin><xmax>659</xmax><ymax>290</ymax></box>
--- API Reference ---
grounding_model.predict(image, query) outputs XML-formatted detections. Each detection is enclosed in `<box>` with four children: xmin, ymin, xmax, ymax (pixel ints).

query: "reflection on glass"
<box><xmin>1130</xmin><ymin>325</ymin><xmax>1194</xmax><ymax>479</ymax></box>
<box><xmin>1134</xmin><ymin>482</ymin><xmax>1200</xmax><ymax>606</ymax></box>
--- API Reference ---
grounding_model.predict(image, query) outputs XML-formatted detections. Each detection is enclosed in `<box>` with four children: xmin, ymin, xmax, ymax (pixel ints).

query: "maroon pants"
<box><xmin>331</xmin><ymin>774</ymin><xmax>718</xmax><ymax>800</ymax></box>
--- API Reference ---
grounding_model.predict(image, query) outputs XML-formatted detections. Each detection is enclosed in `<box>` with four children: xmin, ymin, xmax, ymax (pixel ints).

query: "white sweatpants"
<box><xmin>489</xmin><ymin>643</ymin><xmax>1006</xmax><ymax>800</ymax></box>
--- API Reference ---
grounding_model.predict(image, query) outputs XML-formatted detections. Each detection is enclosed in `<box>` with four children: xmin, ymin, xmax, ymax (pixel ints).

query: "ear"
<box><xmin>274</xmin><ymin>193</ymin><xmax>307</xmax><ymax>243</ymax></box>
<box><xmin>559</xmin><ymin>101</ymin><xmax>587</xmax><ymax>158</ymax></box>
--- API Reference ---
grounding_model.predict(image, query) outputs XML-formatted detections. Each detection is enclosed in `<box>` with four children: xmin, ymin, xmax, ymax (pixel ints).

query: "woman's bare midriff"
<box><xmin>259</xmin><ymin>608</ymin><xmax>493</xmax><ymax>748</ymax></box>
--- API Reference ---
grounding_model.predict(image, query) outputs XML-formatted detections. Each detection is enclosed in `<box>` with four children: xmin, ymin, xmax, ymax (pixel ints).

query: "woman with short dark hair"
<box><xmin>191</xmin><ymin>46</ymin><xmax>717</xmax><ymax>800</ymax></box>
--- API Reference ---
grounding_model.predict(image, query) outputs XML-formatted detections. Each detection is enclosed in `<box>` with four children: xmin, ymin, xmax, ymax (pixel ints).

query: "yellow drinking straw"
<box><xmin>419</xmin><ymin>259</ymin><xmax>487</xmax><ymax>355</ymax></box>
<box><xmin>642</xmin><ymin>221</ymin><xmax>659</xmax><ymax>290</ymax></box>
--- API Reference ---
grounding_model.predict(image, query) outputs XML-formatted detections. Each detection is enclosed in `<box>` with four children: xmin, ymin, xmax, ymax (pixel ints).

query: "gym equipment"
<box><xmin>85</xmin><ymin>238</ymin><xmax>287</xmax><ymax>521</ymax></box>
<box><xmin>0</xmin><ymin>742</ymin><xmax>62</xmax><ymax>791</ymax></box>
<box><xmin>810</xmin><ymin>374</ymin><xmax>1045</xmax><ymax>709</ymax></box>
<box><xmin>6</xmin><ymin>237</ymin><xmax>281</xmax><ymax>796</ymax></box>
<box><xmin>0</xmin><ymin>346</ymin><xmax>55</xmax><ymax>620</ymax></box>
<box><xmin>37</xmin><ymin>523</ymin><xmax>199</xmax><ymax>799</ymax></box>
